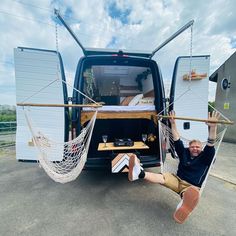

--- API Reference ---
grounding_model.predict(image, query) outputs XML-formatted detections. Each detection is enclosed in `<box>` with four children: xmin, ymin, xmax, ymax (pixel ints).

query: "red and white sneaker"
<box><xmin>128</xmin><ymin>155</ymin><xmax>143</xmax><ymax>181</ymax></box>
<box><xmin>173</xmin><ymin>186</ymin><xmax>200</xmax><ymax>224</ymax></box>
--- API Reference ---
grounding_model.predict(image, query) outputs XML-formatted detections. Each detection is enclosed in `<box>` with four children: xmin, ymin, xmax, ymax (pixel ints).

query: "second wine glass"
<box><xmin>142</xmin><ymin>134</ymin><xmax>147</xmax><ymax>146</ymax></box>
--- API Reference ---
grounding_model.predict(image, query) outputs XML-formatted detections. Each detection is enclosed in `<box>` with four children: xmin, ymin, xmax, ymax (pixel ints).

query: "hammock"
<box><xmin>14</xmin><ymin>20</ymin><xmax>103</xmax><ymax>183</ymax></box>
<box><xmin>154</xmin><ymin>22</ymin><xmax>234</xmax><ymax>194</ymax></box>
<box><xmin>158</xmin><ymin>116</ymin><xmax>231</xmax><ymax>194</ymax></box>
<box><xmin>23</xmin><ymin>107</ymin><xmax>97</xmax><ymax>183</ymax></box>
<box><xmin>16</xmin><ymin>76</ymin><xmax>101</xmax><ymax>184</ymax></box>
<box><xmin>15</xmin><ymin>56</ymin><xmax>101</xmax><ymax>184</ymax></box>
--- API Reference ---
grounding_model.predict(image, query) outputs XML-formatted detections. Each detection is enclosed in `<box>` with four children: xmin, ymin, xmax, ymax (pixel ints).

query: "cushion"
<box><xmin>120</xmin><ymin>96</ymin><xmax>134</xmax><ymax>106</ymax></box>
<box><xmin>128</xmin><ymin>94</ymin><xmax>143</xmax><ymax>106</ymax></box>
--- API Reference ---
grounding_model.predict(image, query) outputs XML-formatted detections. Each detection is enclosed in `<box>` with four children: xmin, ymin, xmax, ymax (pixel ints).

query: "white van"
<box><xmin>14</xmin><ymin>16</ymin><xmax>210</xmax><ymax>173</ymax></box>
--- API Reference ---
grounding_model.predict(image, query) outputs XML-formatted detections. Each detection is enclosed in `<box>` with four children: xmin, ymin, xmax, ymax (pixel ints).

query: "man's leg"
<box><xmin>173</xmin><ymin>186</ymin><xmax>200</xmax><ymax>224</ymax></box>
<box><xmin>128</xmin><ymin>154</ymin><xmax>165</xmax><ymax>183</ymax></box>
<box><xmin>129</xmin><ymin>154</ymin><xmax>201</xmax><ymax>224</ymax></box>
<box><xmin>144</xmin><ymin>172</ymin><xmax>165</xmax><ymax>184</ymax></box>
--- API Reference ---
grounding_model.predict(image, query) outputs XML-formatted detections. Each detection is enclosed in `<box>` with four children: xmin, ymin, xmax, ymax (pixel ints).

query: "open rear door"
<box><xmin>169</xmin><ymin>55</ymin><xmax>210</xmax><ymax>142</ymax></box>
<box><xmin>14</xmin><ymin>47</ymin><xmax>69</xmax><ymax>161</ymax></box>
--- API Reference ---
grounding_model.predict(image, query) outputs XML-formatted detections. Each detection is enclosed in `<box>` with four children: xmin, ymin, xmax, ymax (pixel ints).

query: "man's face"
<box><xmin>189</xmin><ymin>142</ymin><xmax>202</xmax><ymax>157</ymax></box>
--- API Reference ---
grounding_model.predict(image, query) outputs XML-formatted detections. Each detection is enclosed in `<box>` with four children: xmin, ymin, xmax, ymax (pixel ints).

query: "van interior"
<box><xmin>75</xmin><ymin>60</ymin><xmax>161</xmax><ymax>169</ymax></box>
<box><xmin>82</xmin><ymin>65</ymin><xmax>155</xmax><ymax>106</ymax></box>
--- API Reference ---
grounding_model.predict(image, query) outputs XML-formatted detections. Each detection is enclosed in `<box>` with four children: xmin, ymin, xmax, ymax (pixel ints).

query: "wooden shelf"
<box><xmin>97</xmin><ymin>141</ymin><xmax>149</xmax><ymax>151</ymax></box>
<box><xmin>81</xmin><ymin>110</ymin><xmax>157</xmax><ymax>126</ymax></box>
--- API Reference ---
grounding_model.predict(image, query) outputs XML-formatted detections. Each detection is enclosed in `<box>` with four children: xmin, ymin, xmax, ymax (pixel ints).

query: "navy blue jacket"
<box><xmin>174</xmin><ymin>139</ymin><xmax>215</xmax><ymax>187</ymax></box>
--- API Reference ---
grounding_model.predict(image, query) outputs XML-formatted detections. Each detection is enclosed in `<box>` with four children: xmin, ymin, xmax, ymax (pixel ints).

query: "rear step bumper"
<box><xmin>84</xmin><ymin>155</ymin><xmax>161</xmax><ymax>170</ymax></box>
<box><xmin>18</xmin><ymin>156</ymin><xmax>161</xmax><ymax>171</ymax></box>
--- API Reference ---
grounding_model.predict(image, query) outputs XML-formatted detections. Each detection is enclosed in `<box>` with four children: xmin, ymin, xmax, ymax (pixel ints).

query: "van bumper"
<box><xmin>84</xmin><ymin>155</ymin><xmax>161</xmax><ymax>171</ymax></box>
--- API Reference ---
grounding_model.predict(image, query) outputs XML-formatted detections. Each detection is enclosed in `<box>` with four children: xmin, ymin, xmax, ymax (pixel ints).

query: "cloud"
<box><xmin>0</xmin><ymin>0</ymin><xmax>235</xmax><ymax>105</ymax></box>
<box><xmin>107</xmin><ymin>1</ymin><xmax>131</xmax><ymax>24</ymax></box>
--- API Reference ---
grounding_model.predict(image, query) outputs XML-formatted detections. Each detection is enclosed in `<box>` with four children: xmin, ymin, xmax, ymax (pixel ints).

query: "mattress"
<box><xmin>83</xmin><ymin>105</ymin><xmax>156</xmax><ymax>112</ymax></box>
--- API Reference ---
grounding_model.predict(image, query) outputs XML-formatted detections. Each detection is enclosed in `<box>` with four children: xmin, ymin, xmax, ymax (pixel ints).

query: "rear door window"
<box><xmin>82</xmin><ymin>64</ymin><xmax>154</xmax><ymax>106</ymax></box>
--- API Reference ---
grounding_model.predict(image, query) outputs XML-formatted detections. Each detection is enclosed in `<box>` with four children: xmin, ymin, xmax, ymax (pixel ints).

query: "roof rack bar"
<box><xmin>54</xmin><ymin>9</ymin><xmax>86</xmax><ymax>55</ymax></box>
<box><xmin>150</xmin><ymin>20</ymin><xmax>194</xmax><ymax>59</ymax></box>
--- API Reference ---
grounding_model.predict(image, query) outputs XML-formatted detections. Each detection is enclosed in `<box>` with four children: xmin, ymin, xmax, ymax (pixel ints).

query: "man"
<box><xmin>128</xmin><ymin>110</ymin><xmax>220</xmax><ymax>224</ymax></box>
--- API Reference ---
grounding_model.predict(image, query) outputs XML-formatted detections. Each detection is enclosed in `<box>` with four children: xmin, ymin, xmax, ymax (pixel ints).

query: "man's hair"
<box><xmin>189</xmin><ymin>139</ymin><xmax>202</xmax><ymax>146</ymax></box>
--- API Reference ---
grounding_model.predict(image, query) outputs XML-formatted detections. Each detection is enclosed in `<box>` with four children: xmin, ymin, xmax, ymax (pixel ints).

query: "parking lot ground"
<box><xmin>0</xmin><ymin>144</ymin><xmax>236</xmax><ymax>236</ymax></box>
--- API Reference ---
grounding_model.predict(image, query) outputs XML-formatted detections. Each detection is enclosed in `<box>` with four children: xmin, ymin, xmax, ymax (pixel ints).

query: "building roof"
<box><xmin>209</xmin><ymin>50</ymin><xmax>236</xmax><ymax>82</ymax></box>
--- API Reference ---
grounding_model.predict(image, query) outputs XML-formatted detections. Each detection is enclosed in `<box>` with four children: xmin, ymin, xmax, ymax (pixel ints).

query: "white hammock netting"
<box><xmin>24</xmin><ymin>109</ymin><xmax>97</xmax><ymax>184</ymax></box>
<box><xmin>158</xmin><ymin>119</ymin><xmax>228</xmax><ymax>194</ymax></box>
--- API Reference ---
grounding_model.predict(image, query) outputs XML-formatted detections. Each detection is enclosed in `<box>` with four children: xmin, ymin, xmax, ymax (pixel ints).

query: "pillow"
<box><xmin>120</xmin><ymin>96</ymin><xmax>134</xmax><ymax>106</ymax></box>
<box><xmin>128</xmin><ymin>94</ymin><xmax>143</xmax><ymax>106</ymax></box>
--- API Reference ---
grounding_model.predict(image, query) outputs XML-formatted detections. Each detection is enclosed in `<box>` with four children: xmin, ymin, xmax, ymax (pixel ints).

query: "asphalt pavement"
<box><xmin>0</xmin><ymin>143</ymin><xmax>235</xmax><ymax>236</ymax></box>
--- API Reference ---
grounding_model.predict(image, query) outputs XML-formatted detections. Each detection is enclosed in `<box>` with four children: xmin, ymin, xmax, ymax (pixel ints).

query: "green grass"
<box><xmin>0</xmin><ymin>141</ymin><xmax>15</xmax><ymax>147</ymax></box>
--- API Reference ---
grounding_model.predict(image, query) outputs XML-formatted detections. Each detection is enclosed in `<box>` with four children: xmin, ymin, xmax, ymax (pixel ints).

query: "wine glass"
<box><xmin>102</xmin><ymin>135</ymin><xmax>108</xmax><ymax>147</ymax></box>
<box><xmin>142</xmin><ymin>134</ymin><xmax>147</xmax><ymax>146</ymax></box>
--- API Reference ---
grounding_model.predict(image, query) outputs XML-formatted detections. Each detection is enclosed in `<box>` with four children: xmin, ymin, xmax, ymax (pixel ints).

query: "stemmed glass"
<box><xmin>142</xmin><ymin>134</ymin><xmax>147</xmax><ymax>146</ymax></box>
<box><xmin>102</xmin><ymin>135</ymin><xmax>108</xmax><ymax>147</ymax></box>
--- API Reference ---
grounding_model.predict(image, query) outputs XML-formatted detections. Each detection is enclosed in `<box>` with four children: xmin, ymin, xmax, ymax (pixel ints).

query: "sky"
<box><xmin>1</xmin><ymin>0</ymin><xmax>236</xmax><ymax>105</ymax></box>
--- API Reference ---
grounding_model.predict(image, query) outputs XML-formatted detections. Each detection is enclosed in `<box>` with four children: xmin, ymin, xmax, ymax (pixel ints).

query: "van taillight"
<box><xmin>111</xmin><ymin>54</ymin><xmax>129</xmax><ymax>57</ymax></box>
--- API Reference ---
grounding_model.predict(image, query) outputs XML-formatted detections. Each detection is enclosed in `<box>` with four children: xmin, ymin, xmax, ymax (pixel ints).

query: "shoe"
<box><xmin>128</xmin><ymin>155</ymin><xmax>143</xmax><ymax>181</ymax></box>
<box><xmin>173</xmin><ymin>186</ymin><xmax>200</xmax><ymax>224</ymax></box>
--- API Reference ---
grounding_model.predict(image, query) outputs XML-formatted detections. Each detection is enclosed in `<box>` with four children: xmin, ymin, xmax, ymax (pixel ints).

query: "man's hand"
<box><xmin>168</xmin><ymin>110</ymin><xmax>176</xmax><ymax>124</ymax></box>
<box><xmin>207</xmin><ymin>111</ymin><xmax>220</xmax><ymax>146</ymax></box>
<box><xmin>168</xmin><ymin>110</ymin><xmax>180</xmax><ymax>141</ymax></box>
<box><xmin>206</xmin><ymin>111</ymin><xmax>220</xmax><ymax>127</ymax></box>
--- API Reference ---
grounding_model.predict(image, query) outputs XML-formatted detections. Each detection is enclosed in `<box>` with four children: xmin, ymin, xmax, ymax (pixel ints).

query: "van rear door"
<box><xmin>169</xmin><ymin>55</ymin><xmax>210</xmax><ymax>142</ymax></box>
<box><xmin>14</xmin><ymin>47</ymin><xmax>69</xmax><ymax>161</ymax></box>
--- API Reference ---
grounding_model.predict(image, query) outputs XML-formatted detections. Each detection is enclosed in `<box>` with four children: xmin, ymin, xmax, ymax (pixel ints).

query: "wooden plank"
<box><xmin>98</xmin><ymin>141</ymin><xmax>149</xmax><ymax>151</ymax></box>
<box><xmin>158</xmin><ymin>115</ymin><xmax>234</xmax><ymax>125</ymax></box>
<box><xmin>81</xmin><ymin>111</ymin><xmax>157</xmax><ymax>125</ymax></box>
